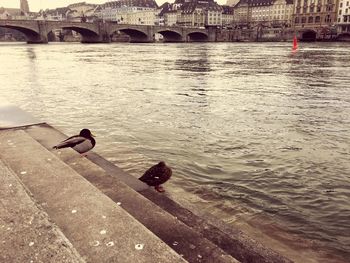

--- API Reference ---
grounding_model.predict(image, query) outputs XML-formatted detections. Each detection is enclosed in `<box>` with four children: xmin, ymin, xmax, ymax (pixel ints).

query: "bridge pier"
<box><xmin>207</xmin><ymin>27</ymin><xmax>217</xmax><ymax>42</ymax></box>
<box><xmin>79</xmin><ymin>22</ymin><xmax>111</xmax><ymax>43</ymax></box>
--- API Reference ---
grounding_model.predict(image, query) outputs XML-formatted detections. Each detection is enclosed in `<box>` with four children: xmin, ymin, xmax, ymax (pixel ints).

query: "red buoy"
<box><xmin>292</xmin><ymin>35</ymin><xmax>298</xmax><ymax>50</ymax></box>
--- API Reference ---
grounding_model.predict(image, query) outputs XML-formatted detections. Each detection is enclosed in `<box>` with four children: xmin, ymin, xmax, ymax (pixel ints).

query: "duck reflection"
<box><xmin>26</xmin><ymin>47</ymin><xmax>36</xmax><ymax>60</ymax></box>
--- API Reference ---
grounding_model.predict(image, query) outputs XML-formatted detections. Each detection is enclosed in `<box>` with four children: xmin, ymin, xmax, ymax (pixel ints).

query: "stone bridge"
<box><xmin>0</xmin><ymin>19</ymin><xmax>215</xmax><ymax>43</ymax></box>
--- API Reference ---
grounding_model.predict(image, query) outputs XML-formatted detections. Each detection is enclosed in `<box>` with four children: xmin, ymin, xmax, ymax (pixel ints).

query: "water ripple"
<box><xmin>1</xmin><ymin>42</ymin><xmax>349</xmax><ymax>261</ymax></box>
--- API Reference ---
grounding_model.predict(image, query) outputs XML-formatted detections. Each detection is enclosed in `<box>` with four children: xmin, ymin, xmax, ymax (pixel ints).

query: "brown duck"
<box><xmin>139</xmin><ymin>161</ymin><xmax>172</xmax><ymax>192</ymax></box>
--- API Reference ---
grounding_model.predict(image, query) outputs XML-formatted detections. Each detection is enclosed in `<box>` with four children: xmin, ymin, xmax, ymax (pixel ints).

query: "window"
<box><xmin>345</xmin><ymin>15</ymin><xmax>348</xmax><ymax>22</ymax></box>
<box><xmin>310</xmin><ymin>6</ymin><xmax>314</xmax><ymax>12</ymax></box>
<box><xmin>315</xmin><ymin>15</ymin><xmax>320</xmax><ymax>22</ymax></box>
<box><xmin>302</xmin><ymin>16</ymin><xmax>306</xmax><ymax>23</ymax></box>
<box><xmin>295</xmin><ymin>17</ymin><xmax>299</xmax><ymax>23</ymax></box>
<box><xmin>308</xmin><ymin>16</ymin><xmax>314</xmax><ymax>23</ymax></box>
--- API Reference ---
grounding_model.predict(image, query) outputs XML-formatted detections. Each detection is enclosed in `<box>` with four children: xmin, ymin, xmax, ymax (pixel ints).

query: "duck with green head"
<box><xmin>53</xmin><ymin>128</ymin><xmax>96</xmax><ymax>155</ymax></box>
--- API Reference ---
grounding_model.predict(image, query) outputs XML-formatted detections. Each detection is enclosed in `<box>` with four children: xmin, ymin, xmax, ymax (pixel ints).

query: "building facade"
<box><xmin>336</xmin><ymin>0</ymin><xmax>350</xmax><ymax>33</ymax></box>
<box><xmin>233</xmin><ymin>0</ymin><xmax>250</xmax><ymax>24</ymax></box>
<box><xmin>249</xmin><ymin>0</ymin><xmax>274</xmax><ymax>24</ymax></box>
<box><xmin>270</xmin><ymin>0</ymin><xmax>294</xmax><ymax>26</ymax></box>
<box><xmin>221</xmin><ymin>5</ymin><xmax>235</xmax><ymax>26</ymax></box>
<box><xmin>177</xmin><ymin>0</ymin><xmax>223</xmax><ymax>27</ymax></box>
<box><xmin>95</xmin><ymin>0</ymin><xmax>158</xmax><ymax>23</ymax></box>
<box><xmin>292</xmin><ymin>0</ymin><xmax>338</xmax><ymax>32</ymax></box>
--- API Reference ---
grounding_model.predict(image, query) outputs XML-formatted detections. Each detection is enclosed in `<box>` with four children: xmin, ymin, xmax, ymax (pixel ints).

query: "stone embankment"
<box><xmin>0</xmin><ymin>104</ymin><xmax>293</xmax><ymax>263</ymax></box>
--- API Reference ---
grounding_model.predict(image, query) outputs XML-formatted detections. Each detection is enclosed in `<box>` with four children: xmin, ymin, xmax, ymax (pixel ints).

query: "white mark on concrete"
<box><xmin>7</xmin><ymin>227</ymin><xmax>11</xmax><ymax>231</ymax></box>
<box><xmin>189</xmin><ymin>244</ymin><xmax>196</xmax><ymax>249</ymax></box>
<box><xmin>116</xmin><ymin>202</ymin><xmax>121</xmax><ymax>206</ymax></box>
<box><xmin>29</xmin><ymin>242</ymin><xmax>34</xmax><ymax>247</ymax></box>
<box><xmin>102</xmin><ymin>215</ymin><xmax>106</xmax><ymax>219</ymax></box>
<box><xmin>47</xmin><ymin>158</ymin><xmax>52</xmax><ymax>161</ymax></box>
<box><xmin>71</xmin><ymin>209</ymin><xmax>77</xmax><ymax>214</ymax></box>
<box><xmin>106</xmin><ymin>241</ymin><xmax>114</xmax><ymax>247</ymax></box>
<box><xmin>135</xmin><ymin>244</ymin><xmax>144</xmax><ymax>250</ymax></box>
<box><xmin>172</xmin><ymin>241</ymin><xmax>179</xmax><ymax>246</ymax></box>
<box><xmin>72</xmin><ymin>162</ymin><xmax>77</xmax><ymax>165</ymax></box>
<box><xmin>30</xmin><ymin>260</ymin><xmax>33</xmax><ymax>263</ymax></box>
<box><xmin>100</xmin><ymin>230</ymin><xmax>107</xmax><ymax>235</ymax></box>
<box><xmin>198</xmin><ymin>254</ymin><xmax>202</xmax><ymax>259</ymax></box>
<box><xmin>91</xmin><ymin>241</ymin><xmax>100</xmax><ymax>247</ymax></box>
<box><xmin>20</xmin><ymin>171</ymin><xmax>27</xmax><ymax>175</ymax></box>
<box><xmin>8</xmin><ymin>184</ymin><xmax>12</xmax><ymax>187</ymax></box>
<box><xmin>57</xmin><ymin>151</ymin><xmax>61</xmax><ymax>155</ymax></box>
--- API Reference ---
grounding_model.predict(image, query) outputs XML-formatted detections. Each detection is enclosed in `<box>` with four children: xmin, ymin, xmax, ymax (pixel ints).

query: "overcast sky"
<box><xmin>0</xmin><ymin>0</ymin><xmax>227</xmax><ymax>11</ymax></box>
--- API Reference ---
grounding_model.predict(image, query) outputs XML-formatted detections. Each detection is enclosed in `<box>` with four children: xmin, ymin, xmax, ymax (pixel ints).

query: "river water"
<box><xmin>0</xmin><ymin>42</ymin><xmax>349</xmax><ymax>262</ymax></box>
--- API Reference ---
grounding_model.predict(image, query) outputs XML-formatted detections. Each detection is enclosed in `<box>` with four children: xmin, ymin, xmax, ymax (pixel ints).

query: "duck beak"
<box><xmin>91</xmin><ymin>133</ymin><xmax>96</xmax><ymax>137</ymax></box>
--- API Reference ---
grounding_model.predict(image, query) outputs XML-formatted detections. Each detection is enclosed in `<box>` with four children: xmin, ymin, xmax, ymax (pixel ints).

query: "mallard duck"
<box><xmin>53</xmin><ymin>128</ymin><xmax>95</xmax><ymax>154</ymax></box>
<box><xmin>139</xmin><ymin>161</ymin><xmax>172</xmax><ymax>192</ymax></box>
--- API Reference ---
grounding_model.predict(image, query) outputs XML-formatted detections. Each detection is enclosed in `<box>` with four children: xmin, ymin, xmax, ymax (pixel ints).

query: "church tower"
<box><xmin>20</xmin><ymin>0</ymin><xmax>30</xmax><ymax>14</ymax></box>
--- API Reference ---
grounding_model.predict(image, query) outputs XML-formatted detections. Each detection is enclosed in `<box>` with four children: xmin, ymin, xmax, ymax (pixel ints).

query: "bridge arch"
<box><xmin>109</xmin><ymin>26</ymin><xmax>151</xmax><ymax>43</ymax></box>
<box><xmin>46</xmin><ymin>23</ymin><xmax>103</xmax><ymax>43</ymax></box>
<box><xmin>0</xmin><ymin>24</ymin><xmax>42</xmax><ymax>43</ymax></box>
<box><xmin>301</xmin><ymin>30</ymin><xmax>317</xmax><ymax>41</ymax></box>
<box><xmin>156</xmin><ymin>29</ymin><xmax>183</xmax><ymax>42</ymax></box>
<box><xmin>186</xmin><ymin>31</ymin><xmax>208</xmax><ymax>42</ymax></box>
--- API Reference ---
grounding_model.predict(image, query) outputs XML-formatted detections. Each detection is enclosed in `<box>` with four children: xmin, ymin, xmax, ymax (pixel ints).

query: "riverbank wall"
<box><xmin>0</xmin><ymin>103</ymin><xmax>293</xmax><ymax>263</ymax></box>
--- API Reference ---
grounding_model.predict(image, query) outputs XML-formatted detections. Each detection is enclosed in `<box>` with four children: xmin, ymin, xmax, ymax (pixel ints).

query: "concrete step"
<box><xmin>25</xmin><ymin>124</ymin><xmax>240</xmax><ymax>263</ymax></box>
<box><xmin>0</xmin><ymin>159</ymin><xmax>85</xmax><ymax>263</ymax></box>
<box><xmin>26</xmin><ymin>124</ymin><xmax>292</xmax><ymax>263</ymax></box>
<box><xmin>0</xmin><ymin>129</ymin><xmax>185</xmax><ymax>263</ymax></box>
